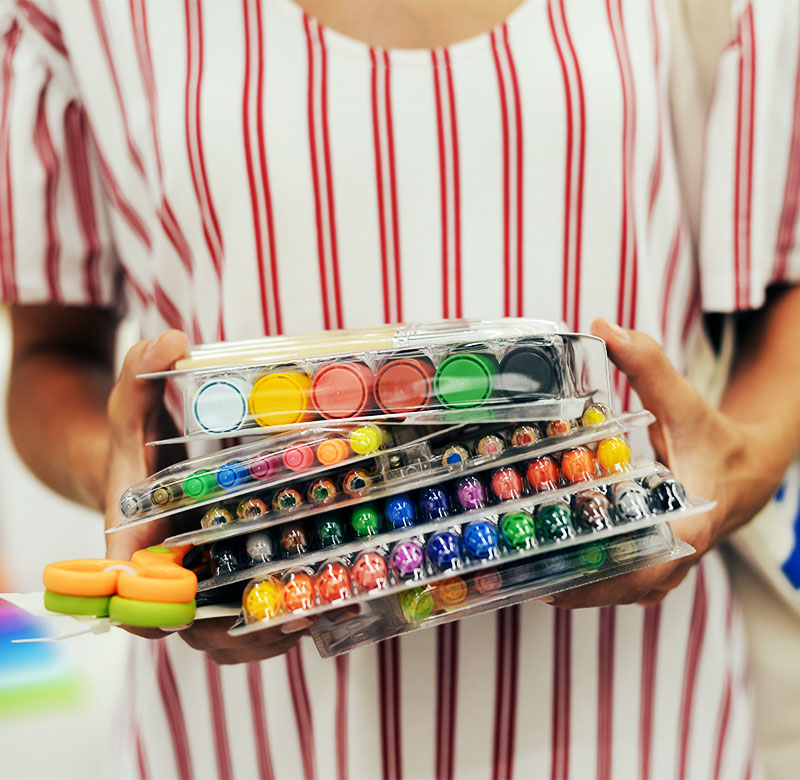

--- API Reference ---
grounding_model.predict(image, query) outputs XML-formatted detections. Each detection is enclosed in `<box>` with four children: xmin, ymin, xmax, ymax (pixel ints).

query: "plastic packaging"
<box><xmin>153</xmin><ymin>410</ymin><xmax>652</xmax><ymax>549</ymax></box>
<box><xmin>116</xmin><ymin>423</ymin><xmax>441</xmax><ymax>524</ymax></box>
<box><xmin>140</xmin><ymin>320</ymin><xmax>612</xmax><ymax>441</ymax></box>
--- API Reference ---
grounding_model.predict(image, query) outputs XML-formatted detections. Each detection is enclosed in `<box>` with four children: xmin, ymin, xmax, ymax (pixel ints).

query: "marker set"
<box><xmin>154</xmin><ymin>409</ymin><xmax>654</xmax><ymax>549</ymax></box>
<box><xmin>196</xmin><ymin>460</ymin><xmax>703</xmax><ymax>596</ymax></box>
<box><xmin>140</xmin><ymin>320</ymin><xmax>611</xmax><ymax>441</ymax></box>
<box><xmin>44</xmin><ymin>319</ymin><xmax>709</xmax><ymax>646</ymax></box>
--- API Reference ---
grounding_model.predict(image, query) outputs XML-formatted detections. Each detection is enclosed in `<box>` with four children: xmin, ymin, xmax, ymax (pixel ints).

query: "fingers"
<box><xmin>590</xmin><ymin>318</ymin><xmax>703</xmax><ymax>429</ymax></box>
<box><xmin>178</xmin><ymin>616</ymin><xmax>305</xmax><ymax>664</ymax></box>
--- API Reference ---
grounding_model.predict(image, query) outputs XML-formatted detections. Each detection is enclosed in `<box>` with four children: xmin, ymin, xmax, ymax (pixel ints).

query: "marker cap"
<box><xmin>316</xmin><ymin>437</ymin><xmax>350</xmax><ymax>466</ymax></box>
<box><xmin>311</xmin><ymin>361</ymin><xmax>374</xmax><ymax>419</ymax></box>
<box><xmin>283</xmin><ymin>443</ymin><xmax>315</xmax><ymax>471</ymax></box>
<box><xmin>374</xmin><ymin>358</ymin><xmax>435</xmax><ymax>414</ymax></box>
<box><xmin>192</xmin><ymin>377</ymin><xmax>249</xmax><ymax>434</ymax></box>
<box><xmin>498</xmin><ymin>344</ymin><xmax>558</xmax><ymax>400</ymax></box>
<box><xmin>183</xmin><ymin>469</ymin><xmax>217</xmax><ymax>499</ymax></box>
<box><xmin>216</xmin><ymin>461</ymin><xmax>250</xmax><ymax>489</ymax></box>
<box><xmin>249</xmin><ymin>370</ymin><xmax>314</xmax><ymax>427</ymax></box>
<box><xmin>249</xmin><ymin>453</ymin><xmax>281</xmax><ymax>480</ymax></box>
<box><xmin>350</xmin><ymin>425</ymin><xmax>382</xmax><ymax>455</ymax></box>
<box><xmin>434</xmin><ymin>352</ymin><xmax>499</xmax><ymax>409</ymax></box>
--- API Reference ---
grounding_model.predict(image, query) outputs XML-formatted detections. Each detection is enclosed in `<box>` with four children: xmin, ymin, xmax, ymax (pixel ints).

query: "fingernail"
<box><xmin>144</xmin><ymin>332</ymin><xmax>167</xmax><ymax>356</ymax></box>
<box><xmin>536</xmin><ymin>596</ymin><xmax>554</xmax><ymax>604</ymax></box>
<box><xmin>604</xmin><ymin>319</ymin><xmax>631</xmax><ymax>344</ymax></box>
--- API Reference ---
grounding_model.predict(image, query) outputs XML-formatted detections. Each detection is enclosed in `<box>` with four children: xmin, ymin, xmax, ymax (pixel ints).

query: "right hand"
<box><xmin>104</xmin><ymin>330</ymin><xmax>313</xmax><ymax>661</ymax></box>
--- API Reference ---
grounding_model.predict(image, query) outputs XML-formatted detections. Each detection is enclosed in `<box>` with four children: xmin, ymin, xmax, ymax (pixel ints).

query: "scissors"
<box><xmin>42</xmin><ymin>545</ymin><xmax>197</xmax><ymax>628</ymax></box>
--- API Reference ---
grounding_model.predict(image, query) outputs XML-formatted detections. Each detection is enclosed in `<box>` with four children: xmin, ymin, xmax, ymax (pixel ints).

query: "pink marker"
<box><xmin>248</xmin><ymin>452</ymin><xmax>281</xmax><ymax>481</ymax></box>
<box><xmin>282</xmin><ymin>443</ymin><xmax>315</xmax><ymax>471</ymax></box>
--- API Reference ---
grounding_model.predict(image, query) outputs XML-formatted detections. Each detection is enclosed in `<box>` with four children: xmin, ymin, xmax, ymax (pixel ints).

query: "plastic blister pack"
<box><xmin>116</xmin><ymin>423</ymin><xmax>443</xmax><ymax>524</ymax></box>
<box><xmin>140</xmin><ymin>320</ymin><xmax>611</xmax><ymax>442</ymax></box>
<box><xmin>154</xmin><ymin>408</ymin><xmax>652</xmax><ymax>549</ymax></box>
<box><xmin>308</xmin><ymin>523</ymin><xmax>692</xmax><ymax>657</ymax></box>
<box><xmin>227</xmin><ymin>471</ymin><xmax>703</xmax><ymax>642</ymax></box>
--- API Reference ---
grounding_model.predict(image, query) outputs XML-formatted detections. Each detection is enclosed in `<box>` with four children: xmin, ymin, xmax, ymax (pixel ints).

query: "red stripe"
<box><xmin>155</xmin><ymin>641</ymin><xmax>194</xmax><ymax>779</ymax></box>
<box><xmin>551</xmin><ymin>609</ymin><xmax>571</xmax><ymax>780</ymax></box>
<box><xmin>431</xmin><ymin>50</ymin><xmax>450</xmax><ymax>319</ymax></box>
<box><xmin>492</xmin><ymin>607</ymin><xmax>521</xmax><ymax>780</ymax></box>
<box><xmin>153</xmin><ymin>282</ymin><xmax>186</xmax><ymax>332</ymax></box>
<box><xmin>286</xmin><ymin>646</ymin><xmax>316</xmax><ymax>780</ymax></box>
<box><xmin>243</xmin><ymin>0</ymin><xmax>281</xmax><ymax>336</ymax></box>
<box><xmin>32</xmin><ymin>72</ymin><xmax>61</xmax><ymax>303</ymax></box>
<box><xmin>490</xmin><ymin>30</ymin><xmax>511</xmax><ymax>318</ymax></box>
<box><xmin>378</xmin><ymin>639</ymin><xmax>402</xmax><ymax>779</ymax></box>
<box><xmin>64</xmin><ymin>104</ymin><xmax>104</xmax><ymax>305</ymax></box>
<box><xmin>660</xmin><ymin>220</ymin><xmax>683</xmax><ymax>341</ymax></box>
<box><xmin>184</xmin><ymin>0</ymin><xmax>225</xmax><ymax>339</ymax></box>
<box><xmin>370</xmin><ymin>47</ymin><xmax>391</xmax><ymax>325</ymax></box>
<box><xmin>130</xmin><ymin>0</ymin><xmax>194</xmax><ymax>277</ymax></box>
<box><xmin>255</xmin><ymin>1</ymin><xmax>282</xmax><ymax>336</ymax></box>
<box><xmin>435</xmin><ymin>621</ymin><xmax>459</xmax><ymax>780</ymax></box>
<box><xmin>317</xmin><ymin>24</ymin><xmax>344</xmax><ymax>329</ymax></box>
<box><xmin>503</xmin><ymin>25</ymin><xmax>524</xmax><ymax>318</ymax></box>
<box><xmin>597</xmin><ymin>606</ymin><xmax>616</xmax><ymax>780</ymax></box>
<box><xmin>773</xmin><ymin>13</ymin><xmax>800</xmax><ymax>281</ymax></box>
<box><xmin>443</xmin><ymin>49</ymin><xmax>462</xmax><ymax>318</ymax></box>
<box><xmin>638</xmin><ymin>605</ymin><xmax>661</xmax><ymax>780</ymax></box>
<box><xmin>304</xmin><ymin>15</ymin><xmax>332</xmax><ymax>330</ymax></box>
<box><xmin>205</xmin><ymin>657</ymin><xmax>233</xmax><ymax>780</ymax></box>
<box><xmin>0</xmin><ymin>22</ymin><xmax>20</xmax><ymax>302</ymax></box>
<box><xmin>336</xmin><ymin>655</ymin><xmax>349</xmax><ymax>780</ymax></box>
<box><xmin>492</xmin><ymin>609</ymin><xmax>508</xmax><ymax>780</ymax></box>
<box><xmin>711</xmin><ymin>584</ymin><xmax>736</xmax><ymax>779</ymax></box>
<box><xmin>122</xmin><ymin>267</ymin><xmax>151</xmax><ymax>308</ymax></box>
<box><xmin>135</xmin><ymin>727</ymin><xmax>150</xmax><ymax>780</ymax></box>
<box><xmin>17</xmin><ymin>0</ymin><xmax>67</xmax><ymax>57</ymax></box>
<box><xmin>647</xmin><ymin>0</ymin><xmax>663</xmax><ymax>222</ymax></box>
<box><xmin>677</xmin><ymin>565</ymin><xmax>709</xmax><ymax>780</ymax></box>
<box><xmin>743</xmin><ymin>7</ymin><xmax>756</xmax><ymax>308</ymax></box>
<box><xmin>89</xmin><ymin>0</ymin><xmax>146</xmax><ymax>177</ymax></box>
<box><xmin>246</xmin><ymin>663</ymin><xmax>275</xmax><ymax>780</ymax></box>
<box><xmin>680</xmin><ymin>274</ymin><xmax>701</xmax><ymax>349</ymax></box>
<box><xmin>383</xmin><ymin>50</ymin><xmax>403</xmax><ymax>322</ymax></box>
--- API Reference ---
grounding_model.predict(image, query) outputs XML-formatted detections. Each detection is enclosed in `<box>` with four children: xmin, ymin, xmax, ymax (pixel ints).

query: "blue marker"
<box><xmin>463</xmin><ymin>520</ymin><xmax>499</xmax><ymax>560</ymax></box>
<box><xmin>385</xmin><ymin>495</ymin><xmax>417</xmax><ymax>528</ymax></box>
<box><xmin>216</xmin><ymin>461</ymin><xmax>251</xmax><ymax>490</ymax></box>
<box><xmin>427</xmin><ymin>531</ymin><xmax>464</xmax><ymax>571</ymax></box>
<box><xmin>419</xmin><ymin>486</ymin><xmax>451</xmax><ymax>521</ymax></box>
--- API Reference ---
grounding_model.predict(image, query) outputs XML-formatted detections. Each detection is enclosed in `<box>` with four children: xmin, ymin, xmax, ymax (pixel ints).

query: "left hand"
<box><xmin>545</xmin><ymin>318</ymin><xmax>780</xmax><ymax>609</ymax></box>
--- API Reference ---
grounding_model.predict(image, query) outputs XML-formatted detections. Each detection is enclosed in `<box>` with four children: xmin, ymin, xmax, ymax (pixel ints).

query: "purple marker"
<box><xmin>390</xmin><ymin>540</ymin><xmax>426</xmax><ymax>581</ymax></box>
<box><xmin>249</xmin><ymin>452</ymin><xmax>281</xmax><ymax>481</ymax></box>
<box><xmin>455</xmin><ymin>475</ymin><xmax>488</xmax><ymax>511</ymax></box>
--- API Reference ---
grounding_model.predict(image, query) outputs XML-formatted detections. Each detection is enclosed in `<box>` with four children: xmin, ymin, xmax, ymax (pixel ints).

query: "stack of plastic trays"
<box><xmin>118</xmin><ymin>319</ymin><xmax>711</xmax><ymax>656</ymax></box>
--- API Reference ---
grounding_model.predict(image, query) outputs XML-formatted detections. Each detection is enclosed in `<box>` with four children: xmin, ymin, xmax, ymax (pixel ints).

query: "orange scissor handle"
<box><xmin>43</xmin><ymin>559</ymin><xmax>132</xmax><ymax>597</ymax></box>
<box><xmin>43</xmin><ymin>546</ymin><xmax>197</xmax><ymax>604</ymax></box>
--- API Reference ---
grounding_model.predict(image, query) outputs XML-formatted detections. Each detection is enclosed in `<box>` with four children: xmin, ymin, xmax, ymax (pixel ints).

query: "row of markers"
<box><xmin>199</xmin><ymin>429</ymin><xmax>634</xmax><ymax>536</ymax></box>
<box><xmin>209</xmin><ymin>472</ymin><xmax>688</xmax><ymax>582</ymax></box>
<box><xmin>239</xmin><ymin>478</ymin><xmax>686</xmax><ymax>623</ymax></box>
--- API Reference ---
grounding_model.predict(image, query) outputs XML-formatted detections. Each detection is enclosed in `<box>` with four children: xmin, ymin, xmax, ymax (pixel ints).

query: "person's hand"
<box><xmin>543</xmin><ymin>318</ymin><xmax>780</xmax><ymax>609</ymax></box>
<box><xmin>103</xmin><ymin>330</ymin><xmax>312</xmax><ymax>660</ymax></box>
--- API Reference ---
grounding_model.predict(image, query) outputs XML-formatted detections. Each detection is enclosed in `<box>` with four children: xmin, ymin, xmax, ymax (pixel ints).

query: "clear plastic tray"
<box><xmin>227</xmin><ymin>488</ymin><xmax>701</xmax><ymax>640</ymax></box>
<box><xmin>196</xmin><ymin>460</ymin><xmax>707</xmax><ymax>594</ymax></box>
<box><xmin>116</xmin><ymin>423</ymin><xmax>446</xmax><ymax>524</ymax></box>
<box><xmin>149</xmin><ymin>410</ymin><xmax>653</xmax><ymax>548</ymax></box>
<box><xmin>309</xmin><ymin>524</ymin><xmax>694</xmax><ymax>657</ymax></box>
<box><xmin>140</xmin><ymin>320</ymin><xmax>611</xmax><ymax>441</ymax></box>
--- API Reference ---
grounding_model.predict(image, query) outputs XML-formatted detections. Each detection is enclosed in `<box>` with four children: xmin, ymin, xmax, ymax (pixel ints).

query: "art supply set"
<box><xmin>41</xmin><ymin>319</ymin><xmax>712</xmax><ymax>652</ymax></box>
<box><xmin>140</xmin><ymin>319</ymin><xmax>612</xmax><ymax>441</ymax></box>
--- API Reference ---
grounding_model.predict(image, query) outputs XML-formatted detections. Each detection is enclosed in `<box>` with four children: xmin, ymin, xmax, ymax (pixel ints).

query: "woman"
<box><xmin>3</xmin><ymin>0</ymin><xmax>799</xmax><ymax>777</ymax></box>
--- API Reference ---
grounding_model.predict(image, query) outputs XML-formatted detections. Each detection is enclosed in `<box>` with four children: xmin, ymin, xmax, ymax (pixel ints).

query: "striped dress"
<box><xmin>3</xmin><ymin>0</ymin><xmax>800</xmax><ymax>777</ymax></box>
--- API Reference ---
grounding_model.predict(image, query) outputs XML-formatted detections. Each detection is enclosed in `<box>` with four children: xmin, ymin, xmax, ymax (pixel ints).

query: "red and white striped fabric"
<box><xmin>3</xmin><ymin>0</ymin><xmax>799</xmax><ymax>776</ymax></box>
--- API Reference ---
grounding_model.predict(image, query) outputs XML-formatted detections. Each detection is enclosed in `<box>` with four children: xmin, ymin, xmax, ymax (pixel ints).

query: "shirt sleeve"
<box><xmin>699</xmin><ymin>0</ymin><xmax>800</xmax><ymax>312</ymax></box>
<box><xmin>0</xmin><ymin>0</ymin><xmax>119</xmax><ymax>308</ymax></box>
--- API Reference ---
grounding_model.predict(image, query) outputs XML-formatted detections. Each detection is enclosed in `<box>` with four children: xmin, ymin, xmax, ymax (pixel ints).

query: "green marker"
<box><xmin>434</xmin><ymin>352</ymin><xmax>499</xmax><ymax>409</ymax></box>
<box><xmin>316</xmin><ymin>517</ymin><xmax>346</xmax><ymax>547</ymax></box>
<box><xmin>183</xmin><ymin>469</ymin><xmax>217</xmax><ymax>499</ymax></box>
<box><xmin>579</xmin><ymin>542</ymin><xmax>607</xmax><ymax>570</ymax></box>
<box><xmin>500</xmin><ymin>511</ymin><xmax>537</xmax><ymax>550</ymax></box>
<box><xmin>537</xmin><ymin>503</ymin><xmax>575</xmax><ymax>543</ymax></box>
<box><xmin>399</xmin><ymin>587</ymin><xmax>435</xmax><ymax>621</ymax></box>
<box><xmin>351</xmin><ymin>505</ymin><xmax>381</xmax><ymax>537</ymax></box>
